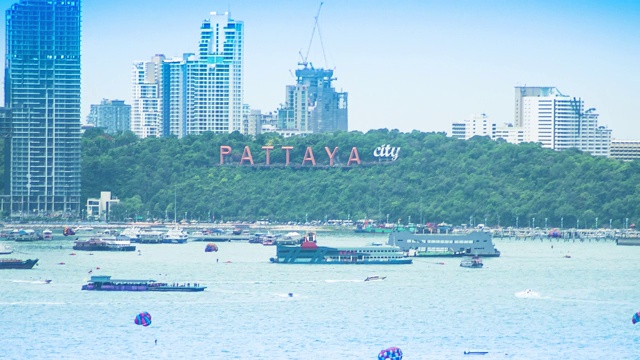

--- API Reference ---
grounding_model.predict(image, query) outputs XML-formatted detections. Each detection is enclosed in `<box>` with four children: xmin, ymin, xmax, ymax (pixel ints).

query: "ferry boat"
<box><xmin>0</xmin><ymin>258</ymin><xmax>38</xmax><ymax>269</ymax></box>
<box><xmin>460</xmin><ymin>255</ymin><xmax>483</xmax><ymax>268</ymax></box>
<box><xmin>163</xmin><ymin>227</ymin><xmax>189</xmax><ymax>244</ymax></box>
<box><xmin>388</xmin><ymin>231</ymin><xmax>501</xmax><ymax>257</ymax></box>
<box><xmin>81</xmin><ymin>275</ymin><xmax>206</xmax><ymax>292</ymax></box>
<box><xmin>270</xmin><ymin>232</ymin><xmax>412</xmax><ymax>265</ymax></box>
<box><xmin>73</xmin><ymin>237</ymin><xmax>136</xmax><ymax>252</ymax></box>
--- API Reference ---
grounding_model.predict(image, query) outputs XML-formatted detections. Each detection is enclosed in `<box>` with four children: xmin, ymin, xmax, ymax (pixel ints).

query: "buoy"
<box><xmin>288</xmin><ymin>293</ymin><xmax>293</xmax><ymax>297</ymax></box>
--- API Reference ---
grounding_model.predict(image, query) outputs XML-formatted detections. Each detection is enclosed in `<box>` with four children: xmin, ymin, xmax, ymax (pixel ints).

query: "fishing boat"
<box><xmin>81</xmin><ymin>275</ymin><xmax>206</xmax><ymax>292</ymax></box>
<box><xmin>73</xmin><ymin>237</ymin><xmax>136</xmax><ymax>252</ymax></box>
<box><xmin>0</xmin><ymin>258</ymin><xmax>39</xmax><ymax>269</ymax></box>
<box><xmin>270</xmin><ymin>232</ymin><xmax>412</xmax><ymax>265</ymax></box>
<box><xmin>460</xmin><ymin>255</ymin><xmax>483</xmax><ymax>268</ymax></box>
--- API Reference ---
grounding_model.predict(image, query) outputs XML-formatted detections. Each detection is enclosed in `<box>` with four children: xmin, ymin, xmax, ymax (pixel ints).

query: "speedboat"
<box><xmin>460</xmin><ymin>255</ymin><xmax>483</xmax><ymax>268</ymax></box>
<box><xmin>0</xmin><ymin>243</ymin><xmax>13</xmax><ymax>255</ymax></box>
<box><xmin>364</xmin><ymin>275</ymin><xmax>386</xmax><ymax>281</ymax></box>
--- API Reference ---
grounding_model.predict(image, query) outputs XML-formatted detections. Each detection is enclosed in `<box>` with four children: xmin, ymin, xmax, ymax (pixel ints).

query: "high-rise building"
<box><xmin>135</xmin><ymin>12</ymin><xmax>244</xmax><ymax>139</ymax></box>
<box><xmin>278</xmin><ymin>65</ymin><xmax>348</xmax><ymax>134</ymax></box>
<box><xmin>5</xmin><ymin>0</ymin><xmax>82</xmax><ymax>217</ymax></box>
<box><xmin>131</xmin><ymin>54</ymin><xmax>164</xmax><ymax>138</ymax></box>
<box><xmin>86</xmin><ymin>99</ymin><xmax>131</xmax><ymax>134</ymax></box>
<box><xmin>514</xmin><ymin>86</ymin><xmax>611</xmax><ymax>156</ymax></box>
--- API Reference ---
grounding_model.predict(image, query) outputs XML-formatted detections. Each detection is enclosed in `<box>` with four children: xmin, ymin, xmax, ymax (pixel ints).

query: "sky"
<box><xmin>0</xmin><ymin>0</ymin><xmax>639</xmax><ymax>138</ymax></box>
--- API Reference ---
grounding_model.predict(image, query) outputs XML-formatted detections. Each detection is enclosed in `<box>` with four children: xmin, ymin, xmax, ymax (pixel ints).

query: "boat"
<box><xmin>73</xmin><ymin>237</ymin><xmax>136</xmax><ymax>252</ymax></box>
<box><xmin>616</xmin><ymin>238</ymin><xmax>640</xmax><ymax>246</ymax></box>
<box><xmin>269</xmin><ymin>232</ymin><xmax>412</xmax><ymax>265</ymax></box>
<box><xmin>12</xmin><ymin>229</ymin><xmax>42</xmax><ymax>242</ymax></box>
<box><xmin>388</xmin><ymin>231</ymin><xmax>501</xmax><ymax>257</ymax></box>
<box><xmin>262</xmin><ymin>233</ymin><xmax>277</xmax><ymax>246</ymax></box>
<box><xmin>460</xmin><ymin>255</ymin><xmax>483</xmax><ymax>268</ymax></box>
<box><xmin>277</xmin><ymin>232</ymin><xmax>303</xmax><ymax>245</ymax></box>
<box><xmin>0</xmin><ymin>243</ymin><xmax>13</xmax><ymax>255</ymax></box>
<box><xmin>137</xmin><ymin>228</ymin><xmax>164</xmax><ymax>243</ymax></box>
<box><xmin>0</xmin><ymin>258</ymin><xmax>39</xmax><ymax>269</ymax></box>
<box><xmin>364</xmin><ymin>275</ymin><xmax>387</xmax><ymax>281</ymax></box>
<box><xmin>42</xmin><ymin>229</ymin><xmax>54</xmax><ymax>240</ymax></box>
<box><xmin>81</xmin><ymin>275</ymin><xmax>206</xmax><ymax>292</ymax></box>
<box><xmin>163</xmin><ymin>227</ymin><xmax>189</xmax><ymax>243</ymax></box>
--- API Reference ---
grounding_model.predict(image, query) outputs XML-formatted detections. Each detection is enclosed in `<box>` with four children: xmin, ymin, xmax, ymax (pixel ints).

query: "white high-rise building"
<box><xmin>515</xmin><ymin>86</ymin><xmax>611</xmax><ymax>156</ymax></box>
<box><xmin>132</xmin><ymin>12</ymin><xmax>243</xmax><ymax>139</ymax></box>
<box><xmin>186</xmin><ymin>12</ymin><xmax>243</xmax><ymax>135</ymax></box>
<box><xmin>131</xmin><ymin>55</ymin><xmax>164</xmax><ymax>138</ymax></box>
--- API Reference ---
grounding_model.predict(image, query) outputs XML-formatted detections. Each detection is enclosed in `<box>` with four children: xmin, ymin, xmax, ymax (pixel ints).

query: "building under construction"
<box><xmin>278</xmin><ymin>65</ymin><xmax>348</xmax><ymax>133</ymax></box>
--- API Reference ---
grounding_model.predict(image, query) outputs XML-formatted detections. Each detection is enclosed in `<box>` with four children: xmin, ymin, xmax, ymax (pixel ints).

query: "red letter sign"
<box><xmin>220</xmin><ymin>146</ymin><xmax>232</xmax><ymax>165</ymax></box>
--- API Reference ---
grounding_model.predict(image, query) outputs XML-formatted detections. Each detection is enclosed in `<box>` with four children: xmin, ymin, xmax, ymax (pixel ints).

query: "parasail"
<box><xmin>548</xmin><ymin>228</ymin><xmax>562</xmax><ymax>238</ymax></box>
<box><xmin>205</xmin><ymin>243</ymin><xmax>218</xmax><ymax>252</ymax></box>
<box><xmin>632</xmin><ymin>311</ymin><xmax>640</xmax><ymax>325</ymax></box>
<box><xmin>378</xmin><ymin>346</ymin><xmax>403</xmax><ymax>360</ymax></box>
<box><xmin>134</xmin><ymin>311</ymin><xmax>152</xmax><ymax>327</ymax></box>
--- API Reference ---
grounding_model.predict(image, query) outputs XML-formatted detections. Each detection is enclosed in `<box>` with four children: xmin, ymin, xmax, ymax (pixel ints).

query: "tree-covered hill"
<box><xmin>78</xmin><ymin>128</ymin><xmax>640</xmax><ymax>228</ymax></box>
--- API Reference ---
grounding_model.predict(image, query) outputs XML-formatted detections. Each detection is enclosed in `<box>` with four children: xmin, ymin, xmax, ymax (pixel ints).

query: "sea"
<box><xmin>1</xmin><ymin>231</ymin><xmax>639</xmax><ymax>360</ymax></box>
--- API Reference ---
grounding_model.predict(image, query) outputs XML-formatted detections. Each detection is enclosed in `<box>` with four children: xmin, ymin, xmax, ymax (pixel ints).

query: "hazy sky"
<box><xmin>1</xmin><ymin>0</ymin><xmax>639</xmax><ymax>138</ymax></box>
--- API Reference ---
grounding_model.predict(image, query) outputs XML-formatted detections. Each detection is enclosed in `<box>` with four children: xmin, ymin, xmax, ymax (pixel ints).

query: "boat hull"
<box><xmin>271</xmin><ymin>244</ymin><xmax>412</xmax><ymax>265</ymax></box>
<box><xmin>73</xmin><ymin>245</ymin><xmax>136</xmax><ymax>251</ymax></box>
<box><xmin>0</xmin><ymin>259</ymin><xmax>38</xmax><ymax>269</ymax></box>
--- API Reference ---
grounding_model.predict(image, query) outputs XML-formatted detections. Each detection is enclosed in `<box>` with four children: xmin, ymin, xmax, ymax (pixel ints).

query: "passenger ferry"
<box><xmin>270</xmin><ymin>232</ymin><xmax>412</xmax><ymax>265</ymax></box>
<box><xmin>81</xmin><ymin>275</ymin><xmax>206</xmax><ymax>292</ymax></box>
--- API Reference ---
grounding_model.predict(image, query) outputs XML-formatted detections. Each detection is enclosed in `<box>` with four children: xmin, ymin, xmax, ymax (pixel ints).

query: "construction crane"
<box><xmin>299</xmin><ymin>2</ymin><xmax>328</xmax><ymax>69</ymax></box>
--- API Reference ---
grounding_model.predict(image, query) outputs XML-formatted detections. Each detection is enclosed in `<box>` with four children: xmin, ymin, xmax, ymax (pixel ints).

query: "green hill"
<box><xmin>76</xmin><ymin>128</ymin><xmax>640</xmax><ymax>228</ymax></box>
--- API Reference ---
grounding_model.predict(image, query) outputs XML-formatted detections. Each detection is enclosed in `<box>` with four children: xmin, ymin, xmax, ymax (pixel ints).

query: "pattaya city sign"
<box><xmin>219</xmin><ymin>144</ymin><xmax>400</xmax><ymax>166</ymax></box>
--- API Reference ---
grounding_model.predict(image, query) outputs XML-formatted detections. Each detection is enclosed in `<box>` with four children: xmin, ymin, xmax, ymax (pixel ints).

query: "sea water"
<box><xmin>1</xmin><ymin>233</ymin><xmax>639</xmax><ymax>359</ymax></box>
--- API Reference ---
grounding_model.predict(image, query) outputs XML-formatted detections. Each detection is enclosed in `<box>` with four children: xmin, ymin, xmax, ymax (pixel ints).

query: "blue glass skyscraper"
<box><xmin>5</xmin><ymin>0</ymin><xmax>81</xmax><ymax>217</ymax></box>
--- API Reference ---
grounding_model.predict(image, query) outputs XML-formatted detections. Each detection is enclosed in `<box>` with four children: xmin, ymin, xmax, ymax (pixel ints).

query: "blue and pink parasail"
<box><xmin>378</xmin><ymin>346</ymin><xmax>403</xmax><ymax>360</ymax></box>
<box><xmin>134</xmin><ymin>311</ymin><xmax>152</xmax><ymax>327</ymax></box>
<box><xmin>632</xmin><ymin>311</ymin><xmax>640</xmax><ymax>325</ymax></box>
<box><xmin>205</xmin><ymin>243</ymin><xmax>218</xmax><ymax>252</ymax></box>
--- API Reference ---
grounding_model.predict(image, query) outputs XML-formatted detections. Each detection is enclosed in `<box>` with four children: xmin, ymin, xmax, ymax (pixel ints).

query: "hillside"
<box><xmin>78</xmin><ymin>128</ymin><xmax>640</xmax><ymax>228</ymax></box>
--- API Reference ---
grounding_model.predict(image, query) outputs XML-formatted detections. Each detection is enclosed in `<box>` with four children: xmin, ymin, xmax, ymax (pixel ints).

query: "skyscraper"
<box><xmin>277</xmin><ymin>65</ymin><xmax>348</xmax><ymax>134</ymax></box>
<box><xmin>133</xmin><ymin>12</ymin><xmax>244</xmax><ymax>139</ymax></box>
<box><xmin>131</xmin><ymin>54</ymin><xmax>164</xmax><ymax>138</ymax></box>
<box><xmin>5</xmin><ymin>0</ymin><xmax>82</xmax><ymax>217</ymax></box>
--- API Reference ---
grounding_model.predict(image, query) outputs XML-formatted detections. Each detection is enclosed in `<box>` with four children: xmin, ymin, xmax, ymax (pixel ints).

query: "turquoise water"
<box><xmin>1</xmin><ymin>233</ymin><xmax>638</xmax><ymax>359</ymax></box>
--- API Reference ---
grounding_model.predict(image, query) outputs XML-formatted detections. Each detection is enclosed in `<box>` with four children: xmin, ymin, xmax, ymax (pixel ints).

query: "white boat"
<box><xmin>137</xmin><ymin>228</ymin><xmax>164</xmax><ymax>243</ymax></box>
<box><xmin>0</xmin><ymin>243</ymin><xmax>13</xmax><ymax>255</ymax></box>
<box><xmin>119</xmin><ymin>227</ymin><xmax>141</xmax><ymax>241</ymax></box>
<box><xmin>42</xmin><ymin>229</ymin><xmax>54</xmax><ymax>241</ymax></box>
<box><xmin>163</xmin><ymin>227</ymin><xmax>188</xmax><ymax>243</ymax></box>
<box><xmin>460</xmin><ymin>256</ymin><xmax>483</xmax><ymax>268</ymax></box>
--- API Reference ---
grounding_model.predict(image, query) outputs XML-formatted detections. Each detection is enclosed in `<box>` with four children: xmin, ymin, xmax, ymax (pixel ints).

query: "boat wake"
<box><xmin>515</xmin><ymin>289</ymin><xmax>541</xmax><ymax>298</ymax></box>
<box><xmin>11</xmin><ymin>279</ymin><xmax>52</xmax><ymax>285</ymax></box>
<box><xmin>325</xmin><ymin>279</ymin><xmax>363</xmax><ymax>283</ymax></box>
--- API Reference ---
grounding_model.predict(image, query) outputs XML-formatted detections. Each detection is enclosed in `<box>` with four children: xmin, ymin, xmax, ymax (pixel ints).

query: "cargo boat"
<box><xmin>388</xmin><ymin>231</ymin><xmax>501</xmax><ymax>257</ymax></box>
<box><xmin>81</xmin><ymin>275</ymin><xmax>206</xmax><ymax>292</ymax></box>
<box><xmin>0</xmin><ymin>258</ymin><xmax>38</xmax><ymax>269</ymax></box>
<box><xmin>270</xmin><ymin>232</ymin><xmax>412</xmax><ymax>264</ymax></box>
